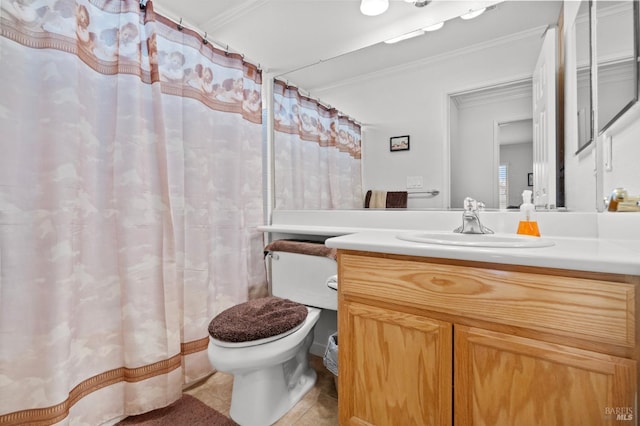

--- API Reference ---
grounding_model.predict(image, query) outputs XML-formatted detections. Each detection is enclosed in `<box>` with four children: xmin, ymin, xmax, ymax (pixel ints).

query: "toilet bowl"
<box><xmin>207</xmin><ymin>245</ymin><xmax>337</xmax><ymax>426</ymax></box>
<box><xmin>208</xmin><ymin>306</ymin><xmax>320</xmax><ymax>425</ymax></box>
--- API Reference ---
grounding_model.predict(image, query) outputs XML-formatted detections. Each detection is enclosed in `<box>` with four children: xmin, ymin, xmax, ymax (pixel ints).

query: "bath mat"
<box><xmin>116</xmin><ymin>394</ymin><xmax>237</xmax><ymax>425</ymax></box>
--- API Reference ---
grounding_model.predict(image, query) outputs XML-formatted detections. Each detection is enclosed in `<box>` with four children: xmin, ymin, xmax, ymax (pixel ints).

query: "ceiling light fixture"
<box><xmin>460</xmin><ymin>7</ymin><xmax>486</xmax><ymax>20</ymax></box>
<box><xmin>403</xmin><ymin>0</ymin><xmax>430</xmax><ymax>5</ymax></box>
<box><xmin>382</xmin><ymin>4</ymin><xmax>492</xmax><ymax>43</ymax></box>
<box><xmin>384</xmin><ymin>29</ymin><xmax>425</xmax><ymax>44</ymax></box>
<box><xmin>360</xmin><ymin>0</ymin><xmax>389</xmax><ymax>16</ymax></box>
<box><xmin>423</xmin><ymin>21</ymin><xmax>444</xmax><ymax>32</ymax></box>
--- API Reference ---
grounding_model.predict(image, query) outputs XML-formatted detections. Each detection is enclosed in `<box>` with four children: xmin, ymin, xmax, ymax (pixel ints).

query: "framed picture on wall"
<box><xmin>528</xmin><ymin>172</ymin><xmax>533</xmax><ymax>186</ymax></box>
<box><xmin>390</xmin><ymin>135</ymin><xmax>410</xmax><ymax>152</ymax></box>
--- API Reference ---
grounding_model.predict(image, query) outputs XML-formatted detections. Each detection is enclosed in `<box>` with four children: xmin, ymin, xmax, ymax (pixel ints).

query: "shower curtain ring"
<box><xmin>177</xmin><ymin>18</ymin><xmax>183</xmax><ymax>31</ymax></box>
<box><xmin>203</xmin><ymin>32</ymin><xmax>208</xmax><ymax>45</ymax></box>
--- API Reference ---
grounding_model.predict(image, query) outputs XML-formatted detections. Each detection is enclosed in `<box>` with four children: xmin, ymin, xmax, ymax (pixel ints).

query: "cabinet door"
<box><xmin>454</xmin><ymin>325</ymin><xmax>637</xmax><ymax>425</ymax></box>
<box><xmin>338</xmin><ymin>301</ymin><xmax>452</xmax><ymax>426</ymax></box>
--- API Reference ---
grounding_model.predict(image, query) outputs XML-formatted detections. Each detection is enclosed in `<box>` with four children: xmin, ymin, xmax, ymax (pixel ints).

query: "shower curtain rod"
<box><xmin>273</xmin><ymin>78</ymin><xmax>362</xmax><ymax>126</ymax></box>
<box><xmin>150</xmin><ymin>4</ymin><xmax>262</xmax><ymax>70</ymax></box>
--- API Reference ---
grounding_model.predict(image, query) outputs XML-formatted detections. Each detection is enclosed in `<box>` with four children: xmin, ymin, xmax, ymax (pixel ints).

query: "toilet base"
<box><xmin>228</xmin><ymin>332</ymin><xmax>317</xmax><ymax>426</ymax></box>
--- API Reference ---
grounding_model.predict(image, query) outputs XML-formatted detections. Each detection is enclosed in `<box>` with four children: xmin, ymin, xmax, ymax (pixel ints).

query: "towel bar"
<box><xmin>408</xmin><ymin>190</ymin><xmax>440</xmax><ymax>197</ymax></box>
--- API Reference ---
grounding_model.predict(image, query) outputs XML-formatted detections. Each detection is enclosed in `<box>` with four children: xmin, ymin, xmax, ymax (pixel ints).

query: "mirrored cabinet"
<box><xmin>574</xmin><ymin>0</ymin><xmax>639</xmax><ymax>153</ymax></box>
<box><xmin>575</xmin><ymin>0</ymin><xmax>593</xmax><ymax>153</ymax></box>
<box><xmin>594</xmin><ymin>0</ymin><xmax>640</xmax><ymax>135</ymax></box>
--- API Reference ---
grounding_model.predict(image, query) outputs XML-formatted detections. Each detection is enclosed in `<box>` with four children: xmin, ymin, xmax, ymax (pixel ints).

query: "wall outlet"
<box><xmin>406</xmin><ymin>176</ymin><xmax>423</xmax><ymax>189</ymax></box>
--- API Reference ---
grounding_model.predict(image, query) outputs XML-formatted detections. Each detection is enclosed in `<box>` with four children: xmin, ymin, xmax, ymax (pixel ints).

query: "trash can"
<box><xmin>323</xmin><ymin>332</ymin><xmax>338</xmax><ymax>392</ymax></box>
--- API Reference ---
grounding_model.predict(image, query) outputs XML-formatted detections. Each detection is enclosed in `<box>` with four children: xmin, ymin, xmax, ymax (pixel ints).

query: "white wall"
<box><xmin>602</xmin><ymin>108</ymin><xmax>640</xmax><ymax>198</ymax></box>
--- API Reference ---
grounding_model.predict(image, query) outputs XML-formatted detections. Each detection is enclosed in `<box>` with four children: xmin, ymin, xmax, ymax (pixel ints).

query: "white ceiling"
<box><xmin>152</xmin><ymin>0</ymin><xmax>563</xmax><ymax>90</ymax></box>
<box><xmin>499</xmin><ymin>119</ymin><xmax>534</xmax><ymax>145</ymax></box>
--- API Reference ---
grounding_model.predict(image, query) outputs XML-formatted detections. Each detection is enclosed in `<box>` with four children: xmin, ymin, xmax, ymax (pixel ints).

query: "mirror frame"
<box><xmin>575</xmin><ymin>0</ymin><xmax>594</xmax><ymax>154</ymax></box>
<box><xmin>596</xmin><ymin>0</ymin><xmax>640</xmax><ymax>135</ymax></box>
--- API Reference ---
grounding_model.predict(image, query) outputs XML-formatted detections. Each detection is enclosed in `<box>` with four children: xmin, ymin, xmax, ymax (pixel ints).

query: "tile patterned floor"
<box><xmin>184</xmin><ymin>355</ymin><xmax>338</xmax><ymax>425</ymax></box>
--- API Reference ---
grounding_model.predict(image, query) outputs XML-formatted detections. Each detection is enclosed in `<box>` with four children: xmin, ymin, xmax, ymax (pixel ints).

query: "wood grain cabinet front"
<box><xmin>337</xmin><ymin>251</ymin><xmax>639</xmax><ymax>426</ymax></box>
<box><xmin>455</xmin><ymin>326</ymin><xmax>636</xmax><ymax>426</ymax></box>
<box><xmin>340</xmin><ymin>300</ymin><xmax>452</xmax><ymax>426</ymax></box>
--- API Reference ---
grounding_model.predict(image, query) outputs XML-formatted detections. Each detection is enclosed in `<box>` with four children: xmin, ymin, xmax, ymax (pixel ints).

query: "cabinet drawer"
<box><xmin>339</xmin><ymin>253</ymin><xmax>636</xmax><ymax>348</ymax></box>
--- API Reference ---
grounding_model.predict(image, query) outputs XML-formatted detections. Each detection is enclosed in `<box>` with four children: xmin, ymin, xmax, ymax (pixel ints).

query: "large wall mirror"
<box><xmin>596</xmin><ymin>0</ymin><xmax>639</xmax><ymax>134</ymax></box>
<box><xmin>277</xmin><ymin>1</ymin><xmax>565</xmax><ymax>211</ymax></box>
<box><xmin>271</xmin><ymin>0</ymin><xmax>637</xmax><ymax>212</ymax></box>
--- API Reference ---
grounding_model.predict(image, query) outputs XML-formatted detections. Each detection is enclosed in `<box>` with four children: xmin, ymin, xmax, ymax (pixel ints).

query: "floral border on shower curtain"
<box><xmin>273</xmin><ymin>79</ymin><xmax>363</xmax><ymax>209</ymax></box>
<box><xmin>1</xmin><ymin>0</ymin><xmax>263</xmax><ymax>120</ymax></box>
<box><xmin>0</xmin><ymin>0</ymin><xmax>266</xmax><ymax>424</ymax></box>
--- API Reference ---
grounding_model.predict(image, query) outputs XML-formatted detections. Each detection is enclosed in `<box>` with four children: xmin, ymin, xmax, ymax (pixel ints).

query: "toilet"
<box><xmin>207</xmin><ymin>242</ymin><xmax>338</xmax><ymax>426</ymax></box>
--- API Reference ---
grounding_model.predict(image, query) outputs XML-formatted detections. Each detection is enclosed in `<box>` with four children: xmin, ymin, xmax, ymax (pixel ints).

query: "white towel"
<box><xmin>370</xmin><ymin>190</ymin><xmax>387</xmax><ymax>208</ymax></box>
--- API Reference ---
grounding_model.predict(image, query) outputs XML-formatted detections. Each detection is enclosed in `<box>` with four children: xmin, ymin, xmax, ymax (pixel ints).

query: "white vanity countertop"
<box><xmin>324</xmin><ymin>230</ymin><xmax>640</xmax><ymax>276</ymax></box>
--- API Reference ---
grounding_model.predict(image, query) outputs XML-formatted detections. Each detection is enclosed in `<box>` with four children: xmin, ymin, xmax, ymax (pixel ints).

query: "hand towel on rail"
<box><xmin>264</xmin><ymin>239</ymin><xmax>337</xmax><ymax>260</ymax></box>
<box><xmin>364</xmin><ymin>190</ymin><xmax>408</xmax><ymax>208</ymax></box>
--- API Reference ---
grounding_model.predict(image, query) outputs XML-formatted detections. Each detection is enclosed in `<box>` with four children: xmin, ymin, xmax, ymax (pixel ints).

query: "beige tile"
<box><xmin>274</xmin><ymin>386</ymin><xmax>319</xmax><ymax>425</ymax></box>
<box><xmin>273</xmin><ymin>405</ymin><xmax>308</xmax><ymax>425</ymax></box>
<box><xmin>186</xmin><ymin>372</ymin><xmax>234</xmax><ymax>404</ymax></box>
<box><xmin>185</xmin><ymin>371</ymin><xmax>234</xmax><ymax>417</ymax></box>
<box><xmin>312</xmin><ymin>365</ymin><xmax>338</xmax><ymax>400</ymax></box>
<box><xmin>294</xmin><ymin>393</ymin><xmax>339</xmax><ymax>426</ymax></box>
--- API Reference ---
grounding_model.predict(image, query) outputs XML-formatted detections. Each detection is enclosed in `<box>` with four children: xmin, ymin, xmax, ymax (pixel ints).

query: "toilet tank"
<box><xmin>268</xmin><ymin>251</ymin><xmax>337</xmax><ymax>311</ymax></box>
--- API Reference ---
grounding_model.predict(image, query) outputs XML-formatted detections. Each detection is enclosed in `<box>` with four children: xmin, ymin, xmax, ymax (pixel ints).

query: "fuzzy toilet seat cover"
<box><xmin>208</xmin><ymin>296</ymin><xmax>308</xmax><ymax>343</ymax></box>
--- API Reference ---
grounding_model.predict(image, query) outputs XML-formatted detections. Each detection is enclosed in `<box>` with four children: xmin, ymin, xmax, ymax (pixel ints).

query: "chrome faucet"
<box><xmin>453</xmin><ymin>197</ymin><xmax>494</xmax><ymax>234</ymax></box>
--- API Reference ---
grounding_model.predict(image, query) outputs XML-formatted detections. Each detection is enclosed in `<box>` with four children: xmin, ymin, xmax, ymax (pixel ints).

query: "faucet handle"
<box><xmin>463</xmin><ymin>197</ymin><xmax>477</xmax><ymax>211</ymax></box>
<box><xmin>463</xmin><ymin>197</ymin><xmax>487</xmax><ymax>212</ymax></box>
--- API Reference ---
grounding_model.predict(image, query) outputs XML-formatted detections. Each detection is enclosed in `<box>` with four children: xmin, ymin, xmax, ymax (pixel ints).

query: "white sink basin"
<box><xmin>396</xmin><ymin>231</ymin><xmax>555</xmax><ymax>248</ymax></box>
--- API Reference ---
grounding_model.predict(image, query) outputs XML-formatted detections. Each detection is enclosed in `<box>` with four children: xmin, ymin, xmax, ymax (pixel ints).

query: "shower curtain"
<box><xmin>273</xmin><ymin>79</ymin><xmax>362</xmax><ymax>209</ymax></box>
<box><xmin>0</xmin><ymin>1</ymin><xmax>266</xmax><ymax>424</ymax></box>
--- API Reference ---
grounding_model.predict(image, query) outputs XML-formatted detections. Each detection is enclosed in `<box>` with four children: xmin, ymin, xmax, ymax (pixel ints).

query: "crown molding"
<box><xmin>452</xmin><ymin>80</ymin><xmax>532</xmax><ymax>109</ymax></box>
<box><xmin>201</xmin><ymin>0</ymin><xmax>270</xmax><ymax>30</ymax></box>
<box><xmin>596</xmin><ymin>1</ymin><xmax>632</xmax><ymax>20</ymax></box>
<box><xmin>598</xmin><ymin>58</ymin><xmax>636</xmax><ymax>84</ymax></box>
<box><xmin>314</xmin><ymin>25</ymin><xmax>547</xmax><ymax>94</ymax></box>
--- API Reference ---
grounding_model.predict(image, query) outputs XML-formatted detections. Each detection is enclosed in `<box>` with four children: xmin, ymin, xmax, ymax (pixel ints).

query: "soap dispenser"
<box><xmin>517</xmin><ymin>190</ymin><xmax>540</xmax><ymax>237</ymax></box>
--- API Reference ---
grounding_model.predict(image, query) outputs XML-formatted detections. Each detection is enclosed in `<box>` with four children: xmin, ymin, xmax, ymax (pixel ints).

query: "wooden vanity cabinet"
<box><xmin>337</xmin><ymin>250</ymin><xmax>639</xmax><ymax>426</ymax></box>
<box><xmin>340</xmin><ymin>300</ymin><xmax>453</xmax><ymax>425</ymax></box>
<box><xmin>455</xmin><ymin>326</ymin><xmax>636</xmax><ymax>425</ymax></box>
